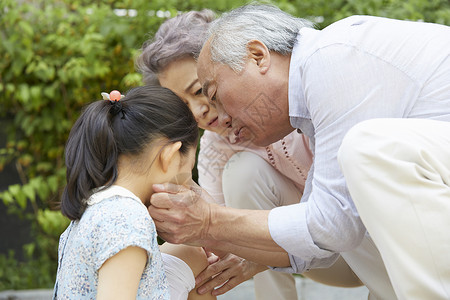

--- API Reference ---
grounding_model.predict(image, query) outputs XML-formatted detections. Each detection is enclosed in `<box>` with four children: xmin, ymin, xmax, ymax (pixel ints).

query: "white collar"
<box><xmin>86</xmin><ymin>185</ymin><xmax>142</xmax><ymax>207</ymax></box>
<box><xmin>288</xmin><ymin>29</ymin><xmax>314</xmax><ymax>120</ymax></box>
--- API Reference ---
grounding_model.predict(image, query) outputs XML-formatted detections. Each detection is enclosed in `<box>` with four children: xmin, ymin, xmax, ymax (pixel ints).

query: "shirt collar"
<box><xmin>86</xmin><ymin>185</ymin><xmax>142</xmax><ymax>206</ymax></box>
<box><xmin>288</xmin><ymin>29</ymin><xmax>313</xmax><ymax>120</ymax></box>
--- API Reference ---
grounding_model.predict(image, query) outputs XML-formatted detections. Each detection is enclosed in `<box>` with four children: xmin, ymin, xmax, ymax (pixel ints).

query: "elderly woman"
<box><xmin>137</xmin><ymin>9</ymin><xmax>362</xmax><ymax>299</ymax></box>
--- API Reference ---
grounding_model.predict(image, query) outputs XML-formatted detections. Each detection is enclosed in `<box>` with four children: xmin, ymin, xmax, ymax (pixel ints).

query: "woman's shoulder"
<box><xmin>199</xmin><ymin>131</ymin><xmax>234</xmax><ymax>161</ymax></box>
<box><xmin>268</xmin><ymin>130</ymin><xmax>313</xmax><ymax>170</ymax></box>
<box><xmin>200</xmin><ymin>130</ymin><xmax>226</xmax><ymax>146</ymax></box>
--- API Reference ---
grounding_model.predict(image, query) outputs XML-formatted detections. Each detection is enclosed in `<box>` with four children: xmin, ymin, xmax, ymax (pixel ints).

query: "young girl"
<box><xmin>53</xmin><ymin>85</ymin><xmax>215</xmax><ymax>300</ymax></box>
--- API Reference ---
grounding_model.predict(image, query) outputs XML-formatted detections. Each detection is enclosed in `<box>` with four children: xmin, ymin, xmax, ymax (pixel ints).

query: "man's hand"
<box><xmin>195</xmin><ymin>252</ymin><xmax>268</xmax><ymax>296</ymax></box>
<box><xmin>148</xmin><ymin>181</ymin><xmax>213</xmax><ymax>245</ymax></box>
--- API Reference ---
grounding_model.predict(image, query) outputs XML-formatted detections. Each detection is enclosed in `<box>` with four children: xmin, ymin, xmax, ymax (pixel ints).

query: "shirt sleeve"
<box><xmin>92</xmin><ymin>197</ymin><xmax>159</xmax><ymax>270</ymax></box>
<box><xmin>269</xmin><ymin>43</ymin><xmax>420</xmax><ymax>271</ymax></box>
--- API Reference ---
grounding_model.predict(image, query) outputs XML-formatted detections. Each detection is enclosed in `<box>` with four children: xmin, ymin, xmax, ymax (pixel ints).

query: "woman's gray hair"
<box><xmin>136</xmin><ymin>9</ymin><xmax>216</xmax><ymax>85</ymax></box>
<box><xmin>207</xmin><ymin>4</ymin><xmax>314</xmax><ymax>72</ymax></box>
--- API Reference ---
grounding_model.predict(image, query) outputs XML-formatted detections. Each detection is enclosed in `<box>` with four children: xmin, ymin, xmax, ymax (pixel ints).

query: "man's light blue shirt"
<box><xmin>268</xmin><ymin>15</ymin><xmax>450</xmax><ymax>273</ymax></box>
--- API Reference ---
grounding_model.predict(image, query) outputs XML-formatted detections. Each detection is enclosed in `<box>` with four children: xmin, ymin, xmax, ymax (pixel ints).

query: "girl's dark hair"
<box><xmin>61</xmin><ymin>85</ymin><xmax>198</xmax><ymax>220</ymax></box>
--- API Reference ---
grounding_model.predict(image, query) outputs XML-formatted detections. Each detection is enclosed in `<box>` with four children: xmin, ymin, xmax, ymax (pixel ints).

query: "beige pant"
<box><xmin>339</xmin><ymin>118</ymin><xmax>450</xmax><ymax>300</ymax></box>
<box><xmin>223</xmin><ymin>151</ymin><xmax>378</xmax><ymax>299</ymax></box>
<box><xmin>341</xmin><ymin>234</ymin><xmax>396</xmax><ymax>300</ymax></box>
<box><xmin>223</xmin><ymin>151</ymin><xmax>301</xmax><ymax>300</ymax></box>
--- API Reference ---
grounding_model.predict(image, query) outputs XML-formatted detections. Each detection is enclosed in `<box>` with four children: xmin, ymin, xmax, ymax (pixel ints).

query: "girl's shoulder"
<box><xmin>81</xmin><ymin>186</ymin><xmax>154</xmax><ymax>237</ymax></box>
<box><xmin>85</xmin><ymin>195</ymin><xmax>151</xmax><ymax>229</ymax></box>
<box><xmin>77</xmin><ymin>188</ymin><xmax>158</xmax><ymax>270</ymax></box>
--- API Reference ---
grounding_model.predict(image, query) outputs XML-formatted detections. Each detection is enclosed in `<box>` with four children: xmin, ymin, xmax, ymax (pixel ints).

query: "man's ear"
<box><xmin>247</xmin><ymin>40</ymin><xmax>270</xmax><ymax>74</ymax></box>
<box><xmin>159</xmin><ymin>141</ymin><xmax>182</xmax><ymax>173</ymax></box>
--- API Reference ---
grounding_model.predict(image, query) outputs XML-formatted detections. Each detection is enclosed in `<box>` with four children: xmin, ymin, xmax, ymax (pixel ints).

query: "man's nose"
<box><xmin>217</xmin><ymin>108</ymin><xmax>231</xmax><ymax>128</ymax></box>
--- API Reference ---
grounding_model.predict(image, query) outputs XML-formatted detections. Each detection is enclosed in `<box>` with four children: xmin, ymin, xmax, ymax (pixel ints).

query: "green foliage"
<box><xmin>291</xmin><ymin>0</ymin><xmax>450</xmax><ymax>28</ymax></box>
<box><xmin>0</xmin><ymin>209</ymin><xmax>69</xmax><ymax>290</ymax></box>
<box><xmin>0</xmin><ymin>0</ymin><xmax>169</xmax><ymax>290</ymax></box>
<box><xmin>0</xmin><ymin>0</ymin><xmax>449</xmax><ymax>291</ymax></box>
<box><xmin>0</xmin><ymin>249</ymin><xmax>55</xmax><ymax>290</ymax></box>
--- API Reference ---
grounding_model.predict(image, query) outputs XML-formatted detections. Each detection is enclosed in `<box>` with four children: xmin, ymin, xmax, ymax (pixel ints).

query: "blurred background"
<box><xmin>1</xmin><ymin>0</ymin><xmax>449</xmax><ymax>291</ymax></box>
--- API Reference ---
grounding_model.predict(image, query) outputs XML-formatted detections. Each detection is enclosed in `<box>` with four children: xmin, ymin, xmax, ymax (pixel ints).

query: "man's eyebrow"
<box><xmin>202</xmin><ymin>80</ymin><xmax>210</xmax><ymax>98</ymax></box>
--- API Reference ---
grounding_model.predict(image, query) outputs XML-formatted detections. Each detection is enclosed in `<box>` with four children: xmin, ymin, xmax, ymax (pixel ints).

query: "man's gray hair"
<box><xmin>207</xmin><ymin>4</ymin><xmax>314</xmax><ymax>72</ymax></box>
<box><xmin>136</xmin><ymin>9</ymin><xmax>215</xmax><ymax>85</ymax></box>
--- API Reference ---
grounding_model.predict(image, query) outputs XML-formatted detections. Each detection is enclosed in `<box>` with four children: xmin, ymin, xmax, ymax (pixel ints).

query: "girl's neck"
<box><xmin>114</xmin><ymin>176</ymin><xmax>154</xmax><ymax>207</ymax></box>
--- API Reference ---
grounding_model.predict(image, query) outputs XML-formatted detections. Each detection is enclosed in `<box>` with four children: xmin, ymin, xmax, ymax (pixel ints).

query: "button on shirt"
<box><xmin>268</xmin><ymin>15</ymin><xmax>450</xmax><ymax>273</ymax></box>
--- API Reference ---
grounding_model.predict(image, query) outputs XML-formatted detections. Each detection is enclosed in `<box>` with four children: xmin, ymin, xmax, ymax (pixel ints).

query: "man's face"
<box><xmin>197</xmin><ymin>43</ymin><xmax>289</xmax><ymax>147</ymax></box>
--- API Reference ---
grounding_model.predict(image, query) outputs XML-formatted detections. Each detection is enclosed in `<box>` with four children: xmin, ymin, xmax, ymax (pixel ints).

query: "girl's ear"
<box><xmin>159</xmin><ymin>141</ymin><xmax>182</xmax><ymax>173</ymax></box>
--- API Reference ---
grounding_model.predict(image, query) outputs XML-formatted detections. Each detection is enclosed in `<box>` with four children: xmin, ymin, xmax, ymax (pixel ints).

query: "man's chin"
<box><xmin>230</xmin><ymin>127</ymin><xmax>278</xmax><ymax>147</ymax></box>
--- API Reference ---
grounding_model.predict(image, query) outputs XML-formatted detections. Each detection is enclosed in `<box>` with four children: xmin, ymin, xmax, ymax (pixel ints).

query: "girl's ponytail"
<box><xmin>61</xmin><ymin>101</ymin><xmax>119</xmax><ymax>220</ymax></box>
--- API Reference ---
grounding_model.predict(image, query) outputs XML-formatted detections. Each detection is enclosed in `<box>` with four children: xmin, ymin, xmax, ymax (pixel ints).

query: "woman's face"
<box><xmin>158</xmin><ymin>57</ymin><xmax>228</xmax><ymax>136</ymax></box>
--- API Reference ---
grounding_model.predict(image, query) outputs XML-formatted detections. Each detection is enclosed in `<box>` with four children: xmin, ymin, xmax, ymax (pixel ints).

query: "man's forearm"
<box><xmin>205</xmin><ymin>239</ymin><xmax>291</xmax><ymax>267</ymax></box>
<box><xmin>206</xmin><ymin>205</ymin><xmax>286</xmax><ymax>253</ymax></box>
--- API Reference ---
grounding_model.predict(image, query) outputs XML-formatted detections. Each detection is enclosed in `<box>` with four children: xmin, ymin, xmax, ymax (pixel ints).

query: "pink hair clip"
<box><xmin>101</xmin><ymin>90</ymin><xmax>126</xmax><ymax>119</ymax></box>
<box><xmin>101</xmin><ymin>90</ymin><xmax>124</xmax><ymax>102</ymax></box>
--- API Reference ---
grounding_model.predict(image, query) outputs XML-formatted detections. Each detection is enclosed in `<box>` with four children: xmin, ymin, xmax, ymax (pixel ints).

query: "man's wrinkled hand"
<box><xmin>148</xmin><ymin>180</ymin><xmax>212</xmax><ymax>245</ymax></box>
<box><xmin>195</xmin><ymin>252</ymin><xmax>267</xmax><ymax>296</ymax></box>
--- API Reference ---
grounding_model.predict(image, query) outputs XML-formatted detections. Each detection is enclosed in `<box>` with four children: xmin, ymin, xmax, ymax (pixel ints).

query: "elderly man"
<box><xmin>149</xmin><ymin>4</ymin><xmax>450</xmax><ymax>299</ymax></box>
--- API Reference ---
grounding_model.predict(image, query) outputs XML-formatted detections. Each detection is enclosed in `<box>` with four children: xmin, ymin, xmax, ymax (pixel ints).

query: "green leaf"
<box><xmin>18</xmin><ymin>84</ymin><xmax>31</xmax><ymax>105</ymax></box>
<box><xmin>18</xmin><ymin>21</ymin><xmax>34</xmax><ymax>37</ymax></box>
<box><xmin>35</xmin><ymin>60</ymin><xmax>55</xmax><ymax>81</ymax></box>
<box><xmin>8</xmin><ymin>184</ymin><xmax>21</xmax><ymax>196</ymax></box>
<box><xmin>36</xmin><ymin>180</ymin><xmax>50</xmax><ymax>201</ymax></box>
<box><xmin>0</xmin><ymin>191</ymin><xmax>14</xmax><ymax>205</ymax></box>
<box><xmin>36</xmin><ymin>162</ymin><xmax>53</xmax><ymax>172</ymax></box>
<box><xmin>37</xmin><ymin>210</ymin><xmax>69</xmax><ymax>235</ymax></box>
<box><xmin>44</xmin><ymin>86</ymin><xmax>56</xmax><ymax>99</ymax></box>
<box><xmin>9</xmin><ymin>185</ymin><xmax>27</xmax><ymax>209</ymax></box>
<box><xmin>122</xmin><ymin>72</ymin><xmax>143</xmax><ymax>87</ymax></box>
<box><xmin>42</xmin><ymin>118</ymin><xmax>53</xmax><ymax>131</ymax></box>
<box><xmin>22</xmin><ymin>184</ymin><xmax>36</xmax><ymax>203</ymax></box>
<box><xmin>23</xmin><ymin>243</ymin><xmax>36</xmax><ymax>258</ymax></box>
<box><xmin>47</xmin><ymin>175</ymin><xmax>59</xmax><ymax>193</ymax></box>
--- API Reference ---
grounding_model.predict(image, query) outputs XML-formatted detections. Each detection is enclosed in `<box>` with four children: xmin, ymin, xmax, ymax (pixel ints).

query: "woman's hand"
<box><xmin>195</xmin><ymin>251</ymin><xmax>267</xmax><ymax>296</ymax></box>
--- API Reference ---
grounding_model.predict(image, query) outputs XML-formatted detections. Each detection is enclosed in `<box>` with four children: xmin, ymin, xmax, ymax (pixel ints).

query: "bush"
<box><xmin>0</xmin><ymin>0</ymin><xmax>169</xmax><ymax>289</ymax></box>
<box><xmin>0</xmin><ymin>0</ymin><xmax>449</xmax><ymax>290</ymax></box>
